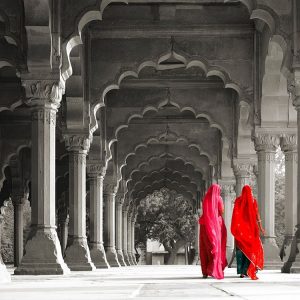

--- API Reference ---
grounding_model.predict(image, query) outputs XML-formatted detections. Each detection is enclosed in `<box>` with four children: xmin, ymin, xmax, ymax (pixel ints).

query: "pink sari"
<box><xmin>199</xmin><ymin>184</ymin><xmax>227</xmax><ymax>279</ymax></box>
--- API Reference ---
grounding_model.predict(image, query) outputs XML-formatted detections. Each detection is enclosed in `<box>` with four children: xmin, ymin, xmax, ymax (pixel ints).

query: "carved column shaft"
<box><xmin>233</xmin><ymin>163</ymin><xmax>252</xmax><ymax>196</ymax></box>
<box><xmin>115</xmin><ymin>197</ymin><xmax>126</xmax><ymax>266</ymax></box>
<box><xmin>0</xmin><ymin>213</ymin><xmax>11</xmax><ymax>282</ymax></box>
<box><xmin>255</xmin><ymin>133</ymin><xmax>281</xmax><ymax>268</ymax></box>
<box><xmin>131</xmin><ymin>214</ymin><xmax>136</xmax><ymax>265</ymax></box>
<box><xmin>15</xmin><ymin>80</ymin><xmax>69</xmax><ymax>275</ymax></box>
<box><xmin>64</xmin><ymin>136</ymin><xmax>95</xmax><ymax>271</ymax></box>
<box><xmin>103</xmin><ymin>184</ymin><xmax>120</xmax><ymax>267</ymax></box>
<box><xmin>88</xmin><ymin>165</ymin><xmax>109</xmax><ymax>268</ymax></box>
<box><xmin>127</xmin><ymin>211</ymin><xmax>133</xmax><ymax>265</ymax></box>
<box><xmin>220</xmin><ymin>182</ymin><xmax>235</xmax><ymax>258</ymax></box>
<box><xmin>281</xmin><ymin>135</ymin><xmax>298</xmax><ymax>235</ymax></box>
<box><xmin>122</xmin><ymin>207</ymin><xmax>130</xmax><ymax>265</ymax></box>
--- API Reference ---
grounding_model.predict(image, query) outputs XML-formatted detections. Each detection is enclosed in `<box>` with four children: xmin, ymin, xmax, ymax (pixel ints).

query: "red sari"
<box><xmin>231</xmin><ymin>185</ymin><xmax>264</xmax><ymax>279</ymax></box>
<box><xmin>199</xmin><ymin>184</ymin><xmax>227</xmax><ymax>279</ymax></box>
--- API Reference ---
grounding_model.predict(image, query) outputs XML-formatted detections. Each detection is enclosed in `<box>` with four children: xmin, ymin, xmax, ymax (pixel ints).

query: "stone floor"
<box><xmin>1</xmin><ymin>265</ymin><xmax>300</xmax><ymax>300</ymax></box>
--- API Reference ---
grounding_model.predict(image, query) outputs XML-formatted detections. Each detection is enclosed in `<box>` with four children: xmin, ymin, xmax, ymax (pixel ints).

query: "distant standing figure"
<box><xmin>231</xmin><ymin>185</ymin><xmax>265</xmax><ymax>280</ymax></box>
<box><xmin>199</xmin><ymin>184</ymin><xmax>227</xmax><ymax>279</ymax></box>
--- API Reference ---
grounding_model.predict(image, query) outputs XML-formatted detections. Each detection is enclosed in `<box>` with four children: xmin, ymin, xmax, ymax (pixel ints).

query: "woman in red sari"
<box><xmin>199</xmin><ymin>184</ymin><xmax>227</xmax><ymax>279</ymax></box>
<box><xmin>231</xmin><ymin>185</ymin><xmax>265</xmax><ymax>280</ymax></box>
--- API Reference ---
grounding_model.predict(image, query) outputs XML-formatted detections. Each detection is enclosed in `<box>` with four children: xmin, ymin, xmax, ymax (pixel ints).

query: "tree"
<box><xmin>136</xmin><ymin>188</ymin><xmax>195</xmax><ymax>265</ymax></box>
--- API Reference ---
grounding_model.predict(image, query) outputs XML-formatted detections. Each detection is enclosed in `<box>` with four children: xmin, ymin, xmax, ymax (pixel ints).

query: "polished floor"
<box><xmin>1</xmin><ymin>265</ymin><xmax>300</xmax><ymax>300</ymax></box>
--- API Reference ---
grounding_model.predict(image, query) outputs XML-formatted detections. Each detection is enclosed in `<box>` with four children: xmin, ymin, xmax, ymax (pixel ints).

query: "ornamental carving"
<box><xmin>254</xmin><ymin>134</ymin><xmax>280</xmax><ymax>152</ymax></box>
<box><xmin>23</xmin><ymin>80</ymin><xmax>64</xmax><ymax>106</ymax></box>
<box><xmin>281</xmin><ymin>134</ymin><xmax>297</xmax><ymax>152</ymax></box>
<box><xmin>287</xmin><ymin>72</ymin><xmax>300</xmax><ymax>108</ymax></box>
<box><xmin>86</xmin><ymin>162</ymin><xmax>106</xmax><ymax>177</ymax></box>
<box><xmin>31</xmin><ymin>109</ymin><xmax>56</xmax><ymax>125</ymax></box>
<box><xmin>115</xmin><ymin>194</ymin><xmax>125</xmax><ymax>205</ymax></box>
<box><xmin>233</xmin><ymin>162</ymin><xmax>253</xmax><ymax>177</ymax></box>
<box><xmin>64</xmin><ymin>134</ymin><xmax>91</xmax><ymax>151</ymax></box>
<box><xmin>103</xmin><ymin>183</ymin><xmax>118</xmax><ymax>195</ymax></box>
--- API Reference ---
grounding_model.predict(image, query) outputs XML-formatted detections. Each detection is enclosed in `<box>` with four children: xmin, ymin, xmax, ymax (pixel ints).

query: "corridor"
<box><xmin>1</xmin><ymin>265</ymin><xmax>300</xmax><ymax>300</ymax></box>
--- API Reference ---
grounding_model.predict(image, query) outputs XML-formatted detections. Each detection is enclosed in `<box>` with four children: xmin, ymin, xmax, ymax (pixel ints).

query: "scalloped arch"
<box><xmin>0</xmin><ymin>144</ymin><xmax>31</xmax><ymax>191</ymax></box>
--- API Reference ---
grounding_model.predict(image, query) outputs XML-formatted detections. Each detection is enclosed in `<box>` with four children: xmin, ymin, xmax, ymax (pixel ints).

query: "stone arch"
<box><xmin>127</xmin><ymin>154</ymin><xmax>204</xmax><ymax>185</ymax></box>
<box><xmin>112</xmin><ymin>100</ymin><xmax>229</xmax><ymax>146</ymax></box>
<box><xmin>119</xmin><ymin>140</ymin><xmax>212</xmax><ymax>182</ymax></box>
<box><xmin>0</xmin><ymin>144</ymin><xmax>31</xmax><ymax>191</ymax></box>
<box><xmin>91</xmin><ymin>56</ymin><xmax>246</xmax><ymax>132</ymax></box>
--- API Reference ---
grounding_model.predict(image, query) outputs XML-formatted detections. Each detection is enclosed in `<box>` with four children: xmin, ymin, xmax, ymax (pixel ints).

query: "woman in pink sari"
<box><xmin>199</xmin><ymin>184</ymin><xmax>227</xmax><ymax>279</ymax></box>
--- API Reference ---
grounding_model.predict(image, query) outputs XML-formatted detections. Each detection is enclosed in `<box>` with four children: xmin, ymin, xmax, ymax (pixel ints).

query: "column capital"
<box><xmin>115</xmin><ymin>193</ymin><xmax>125</xmax><ymax>206</ymax></box>
<box><xmin>254</xmin><ymin>133</ymin><xmax>280</xmax><ymax>152</ymax></box>
<box><xmin>103</xmin><ymin>183</ymin><xmax>118</xmax><ymax>195</ymax></box>
<box><xmin>63</xmin><ymin>134</ymin><xmax>91</xmax><ymax>152</ymax></box>
<box><xmin>86</xmin><ymin>161</ymin><xmax>106</xmax><ymax>178</ymax></box>
<box><xmin>22</xmin><ymin>78</ymin><xmax>64</xmax><ymax>109</ymax></box>
<box><xmin>219</xmin><ymin>180</ymin><xmax>235</xmax><ymax>195</ymax></box>
<box><xmin>288</xmin><ymin>71</ymin><xmax>300</xmax><ymax>109</ymax></box>
<box><xmin>233</xmin><ymin>160</ymin><xmax>253</xmax><ymax>177</ymax></box>
<box><xmin>280</xmin><ymin>134</ymin><xmax>298</xmax><ymax>152</ymax></box>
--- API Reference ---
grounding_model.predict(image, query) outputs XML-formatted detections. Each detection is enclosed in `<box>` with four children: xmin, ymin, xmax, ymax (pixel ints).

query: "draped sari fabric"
<box><xmin>231</xmin><ymin>185</ymin><xmax>264</xmax><ymax>279</ymax></box>
<box><xmin>199</xmin><ymin>184</ymin><xmax>227</xmax><ymax>279</ymax></box>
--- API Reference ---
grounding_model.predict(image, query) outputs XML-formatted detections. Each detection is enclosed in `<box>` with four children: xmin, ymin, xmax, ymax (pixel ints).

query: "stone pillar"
<box><xmin>131</xmin><ymin>213</ymin><xmax>137</xmax><ymax>265</ymax></box>
<box><xmin>87</xmin><ymin>164</ymin><xmax>109</xmax><ymax>268</ymax></box>
<box><xmin>281</xmin><ymin>135</ymin><xmax>298</xmax><ymax>271</ymax></box>
<box><xmin>192</xmin><ymin>216</ymin><xmax>199</xmax><ymax>265</ymax></box>
<box><xmin>220</xmin><ymin>181</ymin><xmax>236</xmax><ymax>259</ymax></box>
<box><xmin>122</xmin><ymin>205</ymin><xmax>130</xmax><ymax>265</ymax></box>
<box><xmin>127</xmin><ymin>211</ymin><xmax>134</xmax><ymax>265</ymax></box>
<box><xmin>103</xmin><ymin>184</ymin><xmax>120</xmax><ymax>267</ymax></box>
<box><xmin>115</xmin><ymin>196</ymin><xmax>126</xmax><ymax>266</ymax></box>
<box><xmin>0</xmin><ymin>208</ymin><xmax>11</xmax><ymax>282</ymax></box>
<box><xmin>15</xmin><ymin>81</ymin><xmax>69</xmax><ymax>275</ymax></box>
<box><xmin>286</xmin><ymin>74</ymin><xmax>300</xmax><ymax>272</ymax></box>
<box><xmin>63</xmin><ymin>135</ymin><xmax>95</xmax><ymax>271</ymax></box>
<box><xmin>254</xmin><ymin>133</ymin><xmax>282</xmax><ymax>269</ymax></box>
<box><xmin>58</xmin><ymin>214</ymin><xmax>69</xmax><ymax>254</ymax></box>
<box><xmin>233</xmin><ymin>162</ymin><xmax>252</xmax><ymax>196</ymax></box>
<box><xmin>12</xmin><ymin>198</ymin><xmax>24</xmax><ymax>267</ymax></box>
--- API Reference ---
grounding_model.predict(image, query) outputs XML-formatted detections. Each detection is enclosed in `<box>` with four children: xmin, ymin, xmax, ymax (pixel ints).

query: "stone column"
<box><xmin>103</xmin><ymin>184</ymin><xmax>120</xmax><ymax>267</ymax></box>
<box><xmin>59</xmin><ymin>214</ymin><xmax>69</xmax><ymax>254</ymax></box>
<box><xmin>87</xmin><ymin>163</ymin><xmax>109</xmax><ymax>268</ymax></box>
<box><xmin>115</xmin><ymin>195</ymin><xmax>126</xmax><ymax>266</ymax></box>
<box><xmin>0</xmin><ymin>208</ymin><xmax>11</xmax><ymax>282</ymax></box>
<box><xmin>220</xmin><ymin>181</ymin><xmax>236</xmax><ymax>259</ymax></box>
<box><xmin>12</xmin><ymin>197</ymin><xmax>24</xmax><ymax>267</ymax></box>
<box><xmin>131</xmin><ymin>213</ymin><xmax>137</xmax><ymax>265</ymax></box>
<box><xmin>122</xmin><ymin>205</ymin><xmax>130</xmax><ymax>265</ymax></box>
<box><xmin>192</xmin><ymin>216</ymin><xmax>199</xmax><ymax>265</ymax></box>
<box><xmin>287</xmin><ymin>74</ymin><xmax>300</xmax><ymax>272</ymax></box>
<box><xmin>15</xmin><ymin>80</ymin><xmax>69</xmax><ymax>275</ymax></box>
<box><xmin>281</xmin><ymin>134</ymin><xmax>298</xmax><ymax>271</ymax></box>
<box><xmin>254</xmin><ymin>133</ymin><xmax>282</xmax><ymax>269</ymax></box>
<box><xmin>233</xmin><ymin>162</ymin><xmax>252</xmax><ymax>196</ymax></box>
<box><xmin>64</xmin><ymin>135</ymin><xmax>95</xmax><ymax>271</ymax></box>
<box><xmin>127</xmin><ymin>210</ymin><xmax>134</xmax><ymax>265</ymax></box>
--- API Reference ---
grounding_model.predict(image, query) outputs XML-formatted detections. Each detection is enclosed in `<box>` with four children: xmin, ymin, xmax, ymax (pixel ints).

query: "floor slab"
<box><xmin>1</xmin><ymin>265</ymin><xmax>300</xmax><ymax>299</ymax></box>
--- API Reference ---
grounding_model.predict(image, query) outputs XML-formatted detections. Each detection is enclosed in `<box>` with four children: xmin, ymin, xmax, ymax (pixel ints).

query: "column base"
<box><xmin>131</xmin><ymin>253</ymin><xmax>137</xmax><ymax>265</ymax></box>
<box><xmin>89</xmin><ymin>242</ymin><xmax>110</xmax><ymax>268</ymax></box>
<box><xmin>0</xmin><ymin>261</ymin><xmax>10</xmax><ymax>282</ymax></box>
<box><xmin>64</xmin><ymin>237</ymin><xmax>96</xmax><ymax>271</ymax></box>
<box><xmin>281</xmin><ymin>233</ymin><xmax>300</xmax><ymax>273</ymax></box>
<box><xmin>127</xmin><ymin>252</ymin><xmax>134</xmax><ymax>265</ymax></box>
<box><xmin>14</xmin><ymin>227</ymin><xmax>70</xmax><ymax>275</ymax></box>
<box><xmin>105</xmin><ymin>247</ymin><xmax>120</xmax><ymax>267</ymax></box>
<box><xmin>263</xmin><ymin>237</ymin><xmax>282</xmax><ymax>270</ymax></box>
<box><xmin>123</xmin><ymin>250</ymin><xmax>131</xmax><ymax>265</ymax></box>
<box><xmin>116</xmin><ymin>249</ymin><xmax>126</xmax><ymax>266</ymax></box>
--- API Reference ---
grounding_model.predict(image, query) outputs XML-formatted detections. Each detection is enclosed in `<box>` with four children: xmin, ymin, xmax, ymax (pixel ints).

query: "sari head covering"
<box><xmin>199</xmin><ymin>183</ymin><xmax>227</xmax><ymax>279</ymax></box>
<box><xmin>231</xmin><ymin>185</ymin><xmax>264</xmax><ymax>272</ymax></box>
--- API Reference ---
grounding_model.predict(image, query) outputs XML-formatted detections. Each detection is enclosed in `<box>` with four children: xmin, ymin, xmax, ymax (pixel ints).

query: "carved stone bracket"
<box><xmin>103</xmin><ymin>183</ymin><xmax>118</xmax><ymax>195</ymax></box>
<box><xmin>22</xmin><ymin>79</ymin><xmax>64</xmax><ymax>108</ymax></box>
<box><xmin>288</xmin><ymin>71</ymin><xmax>300</xmax><ymax>109</ymax></box>
<box><xmin>63</xmin><ymin>134</ymin><xmax>91</xmax><ymax>152</ymax></box>
<box><xmin>233</xmin><ymin>161</ymin><xmax>253</xmax><ymax>177</ymax></box>
<box><xmin>86</xmin><ymin>161</ymin><xmax>106</xmax><ymax>177</ymax></box>
<box><xmin>115</xmin><ymin>193</ymin><xmax>125</xmax><ymax>205</ymax></box>
<box><xmin>254</xmin><ymin>133</ymin><xmax>280</xmax><ymax>152</ymax></box>
<box><xmin>281</xmin><ymin>134</ymin><xmax>297</xmax><ymax>152</ymax></box>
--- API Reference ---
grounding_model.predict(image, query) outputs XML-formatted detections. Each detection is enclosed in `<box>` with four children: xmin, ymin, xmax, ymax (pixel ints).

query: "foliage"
<box><xmin>136</xmin><ymin>188</ymin><xmax>195</xmax><ymax>264</ymax></box>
